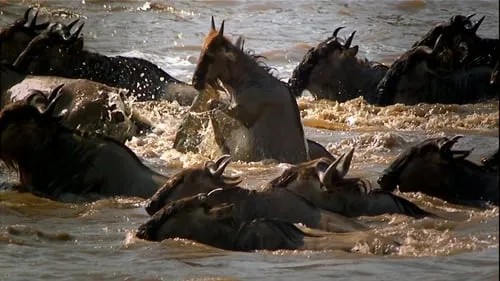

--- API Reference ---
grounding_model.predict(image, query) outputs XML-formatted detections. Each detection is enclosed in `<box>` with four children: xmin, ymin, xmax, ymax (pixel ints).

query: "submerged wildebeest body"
<box><xmin>378</xmin><ymin>136</ymin><xmax>499</xmax><ymax>207</ymax></box>
<box><xmin>145</xmin><ymin>155</ymin><xmax>367</xmax><ymax>233</ymax></box>
<box><xmin>376</xmin><ymin>35</ymin><xmax>497</xmax><ymax>106</ymax></box>
<box><xmin>11</xmin><ymin>19</ymin><xmax>198</xmax><ymax>106</ymax></box>
<box><xmin>0</xmin><ymin>8</ymin><xmax>50</xmax><ymax>64</ymax></box>
<box><xmin>1</xmin><ymin>63</ymin><xmax>152</xmax><ymax>142</ymax></box>
<box><xmin>266</xmin><ymin>148</ymin><xmax>435</xmax><ymax>218</ymax></box>
<box><xmin>288</xmin><ymin>27</ymin><xmax>388</xmax><ymax>104</ymax></box>
<box><xmin>137</xmin><ymin>191</ymin><xmax>400</xmax><ymax>253</ymax></box>
<box><xmin>138</xmin><ymin>192</ymin><xmax>314</xmax><ymax>251</ymax></box>
<box><xmin>0</xmin><ymin>98</ymin><xmax>168</xmax><ymax>201</ymax></box>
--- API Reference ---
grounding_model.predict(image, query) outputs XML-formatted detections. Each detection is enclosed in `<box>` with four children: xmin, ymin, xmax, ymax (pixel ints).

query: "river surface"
<box><xmin>0</xmin><ymin>1</ymin><xmax>499</xmax><ymax>280</ymax></box>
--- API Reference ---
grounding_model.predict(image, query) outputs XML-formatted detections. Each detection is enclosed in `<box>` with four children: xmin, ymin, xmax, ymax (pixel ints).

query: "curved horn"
<box><xmin>207</xmin><ymin>187</ymin><xmax>224</xmax><ymax>197</ymax></box>
<box><xmin>431</xmin><ymin>34</ymin><xmax>443</xmax><ymax>55</ymax></box>
<box><xmin>235</xmin><ymin>36</ymin><xmax>245</xmax><ymax>50</ymax></box>
<box><xmin>344</xmin><ymin>31</ymin><xmax>356</xmax><ymax>48</ymax></box>
<box><xmin>66</xmin><ymin>18</ymin><xmax>80</xmax><ymax>30</ymax></box>
<box><xmin>47</xmin><ymin>83</ymin><xmax>65</xmax><ymax>102</ymax></box>
<box><xmin>332</xmin><ymin>26</ymin><xmax>346</xmax><ymax>38</ymax></box>
<box><xmin>211</xmin><ymin>16</ymin><xmax>216</xmax><ymax>30</ymax></box>
<box><xmin>466</xmin><ymin>13</ymin><xmax>476</xmax><ymax>19</ymax></box>
<box><xmin>439</xmin><ymin>135</ymin><xmax>464</xmax><ymax>153</ymax></box>
<box><xmin>24</xmin><ymin>9</ymin><xmax>39</xmax><ymax>28</ymax></box>
<box><xmin>318</xmin><ymin>147</ymin><xmax>355</xmax><ymax>185</ymax></box>
<box><xmin>219</xmin><ymin>20</ymin><xmax>225</xmax><ymax>36</ymax></box>
<box><xmin>41</xmin><ymin>84</ymin><xmax>66</xmax><ymax>118</ymax></box>
<box><xmin>23</xmin><ymin>7</ymin><xmax>34</xmax><ymax>22</ymax></box>
<box><xmin>210</xmin><ymin>154</ymin><xmax>232</xmax><ymax>177</ymax></box>
<box><xmin>26</xmin><ymin>90</ymin><xmax>49</xmax><ymax>112</ymax></box>
<box><xmin>67</xmin><ymin>22</ymin><xmax>84</xmax><ymax>41</ymax></box>
<box><xmin>469</xmin><ymin>15</ymin><xmax>485</xmax><ymax>33</ymax></box>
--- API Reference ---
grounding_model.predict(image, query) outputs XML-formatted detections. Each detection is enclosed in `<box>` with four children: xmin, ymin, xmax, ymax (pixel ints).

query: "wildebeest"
<box><xmin>412</xmin><ymin>14</ymin><xmax>498</xmax><ymax>70</ymax></box>
<box><xmin>173</xmin><ymin>34</ymin><xmax>335</xmax><ymax>162</ymax></box>
<box><xmin>0</xmin><ymin>7</ymin><xmax>50</xmax><ymax>64</ymax></box>
<box><xmin>145</xmin><ymin>155</ymin><xmax>367</xmax><ymax>233</ymax></box>
<box><xmin>189</xmin><ymin>17</ymin><xmax>312</xmax><ymax>164</ymax></box>
<box><xmin>11</xmin><ymin>18</ymin><xmax>199</xmax><ymax>106</ymax></box>
<box><xmin>137</xmin><ymin>191</ymin><xmax>400</xmax><ymax>253</ymax></box>
<box><xmin>266</xmin><ymin>147</ymin><xmax>435</xmax><ymax>218</ymax></box>
<box><xmin>378</xmin><ymin>135</ymin><xmax>499</xmax><ymax>207</ymax></box>
<box><xmin>0</xmin><ymin>98</ymin><xmax>168</xmax><ymax>201</ymax></box>
<box><xmin>376</xmin><ymin>35</ymin><xmax>497</xmax><ymax>105</ymax></box>
<box><xmin>1</xmin><ymin>63</ymin><xmax>152</xmax><ymax>143</ymax></box>
<box><xmin>288</xmin><ymin>27</ymin><xmax>388</xmax><ymax>104</ymax></box>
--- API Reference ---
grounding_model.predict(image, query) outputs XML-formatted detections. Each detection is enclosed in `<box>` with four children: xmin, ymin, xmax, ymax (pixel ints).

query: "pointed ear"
<box><xmin>345</xmin><ymin>45</ymin><xmax>358</xmax><ymax>57</ymax></box>
<box><xmin>219</xmin><ymin>20</ymin><xmax>225</xmax><ymax>36</ymax></box>
<box><xmin>211</xmin><ymin>16</ymin><xmax>216</xmax><ymax>31</ymax></box>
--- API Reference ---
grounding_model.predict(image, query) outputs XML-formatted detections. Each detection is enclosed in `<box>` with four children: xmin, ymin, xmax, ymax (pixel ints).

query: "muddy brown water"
<box><xmin>0</xmin><ymin>1</ymin><xmax>498</xmax><ymax>280</ymax></box>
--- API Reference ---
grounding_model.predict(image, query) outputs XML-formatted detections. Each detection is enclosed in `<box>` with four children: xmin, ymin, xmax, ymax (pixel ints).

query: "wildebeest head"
<box><xmin>0</xmin><ymin>85</ymin><xmax>70</xmax><ymax>170</ymax></box>
<box><xmin>376</xmin><ymin>35</ymin><xmax>446</xmax><ymax>105</ymax></box>
<box><xmin>192</xmin><ymin>17</ymin><xmax>238</xmax><ymax>90</ymax></box>
<box><xmin>145</xmin><ymin>154</ymin><xmax>242</xmax><ymax>216</ymax></box>
<box><xmin>138</xmin><ymin>191</ymin><xmax>236</xmax><ymax>242</ymax></box>
<box><xmin>137</xmin><ymin>191</ymin><xmax>307</xmax><ymax>251</ymax></box>
<box><xmin>376</xmin><ymin>135</ymin><xmax>500</xmax><ymax>206</ymax></box>
<box><xmin>267</xmin><ymin>147</ymin><xmax>358</xmax><ymax>193</ymax></box>
<box><xmin>0</xmin><ymin>7</ymin><xmax>50</xmax><ymax>64</ymax></box>
<box><xmin>288</xmin><ymin>27</ymin><xmax>363</xmax><ymax>99</ymax></box>
<box><xmin>12</xmin><ymin>19</ymin><xmax>84</xmax><ymax>74</ymax></box>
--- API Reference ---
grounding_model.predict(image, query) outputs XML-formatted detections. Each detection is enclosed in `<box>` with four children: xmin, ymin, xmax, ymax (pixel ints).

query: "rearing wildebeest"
<box><xmin>189</xmin><ymin>17</ymin><xmax>310</xmax><ymax>164</ymax></box>
<box><xmin>11</xmin><ymin>18</ymin><xmax>199</xmax><ymax>106</ymax></box>
<box><xmin>0</xmin><ymin>94</ymin><xmax>168</xmax><ymax>201</ymax></box>
<box><xmin>378</xmin><ymin>135</ymin><xmax>499</xmax><ymax>207</ymax></box>
<box><xmin>288</xmin><ymin>27</ymin><xmax>388</xmax><ymax>104</ymax></box>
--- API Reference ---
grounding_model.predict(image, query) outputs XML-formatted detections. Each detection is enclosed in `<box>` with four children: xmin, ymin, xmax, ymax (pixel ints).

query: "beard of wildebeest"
<box><xmin>191</xmin><ymin>17</ymin><xmax>309</xmax><ymax>164</ymax></box>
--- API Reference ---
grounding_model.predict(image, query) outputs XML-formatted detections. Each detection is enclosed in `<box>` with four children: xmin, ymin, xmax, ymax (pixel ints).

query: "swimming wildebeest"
<box><xmin>0</xmin><ymin>99</ymin><xmax>168</xmax><ymax>202</ymax></box>
<box><xmin>137</xmin><ymin>191</ymin><xmax>400</xmax><ymax>253</ymax></box>
<box><xmin>412</xmin><ymin>14</ymin><xmax>498</xmax><ymax>70</ymax></box>
<box><xmin>0</xmin><ymin>7</ymin><xmax>50</xmax><ymax>64</ymax></box>
<box><xmin>11</xmin><ymin>17</ymin><xmax>199</xmax><ymax>106</ymax></box>
<box><xmin>189</xmin><ymin>17</ymin><xmax>311</xmax><ymax>164</ymax></box>
<box><xmin>145</xmin><ymin>155</ymin><xmax>368</xmax><ymax>233</ymax></box>
<box><xmin>378</xmin><ymin>135</ymin><xmax>499</xmax><ymax>207</ymax></box>
<box><xmin>288</xmin><ymin>27</ymin><xmax>388</xmax><ymax>104</ymax></box>
<box><xmin>1</xmin><ymin>63</ymin><xmax>152</xmax><ymax>143</ymax></box>
<box><xmin>376</xmin><ymin>35</ymin><xmax>497</xmax><ymax>105</ymax></box>
<box><xmin>266</xmin><ymin>147</ymin><xmax>435</xmax><ymax>218</ymax></box>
